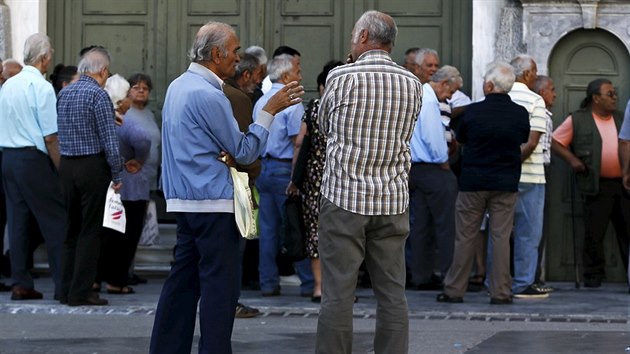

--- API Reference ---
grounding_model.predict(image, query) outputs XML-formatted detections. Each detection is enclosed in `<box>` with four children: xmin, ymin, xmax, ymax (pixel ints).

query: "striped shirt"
<box><xmin>57</xmin><ymin>75</ymin><xmax>123</xmax><ymax>183</ymax></box>
<box><xmin>508</xmin><ymin>82</ymin><xmax>547</xmax><ymax>184</ymax></box>
<box><xmin>319</xmin><ymin>50</ymin><xmax>423</xmax><ymax>215</ymax></box>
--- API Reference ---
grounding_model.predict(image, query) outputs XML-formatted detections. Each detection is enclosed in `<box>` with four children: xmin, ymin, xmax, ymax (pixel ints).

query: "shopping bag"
<box><xmin>231</xmin><ymin>167</ymin><xmax>257</xmax><ymax>239</ymax></box>
<box><xmin>102</xmin><ymin>182</ymin><xmax>127</xmax><ymax>233</ymax></box>
<box><xmin>139</xmin><ymin>200</ymin><xmax>160</xmax><ymax>246</ymax></box>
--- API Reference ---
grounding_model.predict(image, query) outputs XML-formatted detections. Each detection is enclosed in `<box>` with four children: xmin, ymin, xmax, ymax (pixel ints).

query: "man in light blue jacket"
<box><xmin>150</xmin><ymin>21</ymin><xmax>304</xmax><ymax>354</ymax></box>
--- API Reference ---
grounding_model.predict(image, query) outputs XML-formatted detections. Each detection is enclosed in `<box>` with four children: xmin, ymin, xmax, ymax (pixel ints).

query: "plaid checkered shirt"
<box><xmin>57</xmin><ymin>75</ymin><xmax>123</xmax><ymax>183</ymax></box>
<box><xmin>318</xmin><ymin>50</ymin><xmax>423</xmax><ymax>216</ymax></box>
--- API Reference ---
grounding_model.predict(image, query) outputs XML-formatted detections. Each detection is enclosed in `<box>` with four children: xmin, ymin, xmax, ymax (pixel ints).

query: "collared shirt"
<box><xmin>253</xmin><ymin>82</ymin><xmax>304</xmax><ymax>159</ymax></box>
<box><xmin>161</xmin><ymin>62</ymin><xmax>274</xmax><ymax>213</ymax></box>
<box><xmin>508</xmin><ymin>82</ymin><xmax>547</xmax><ymax>184</ymax></box>
<box><xmin>542</xmin><ymin>108</ymin><xmax>553</xmax><ymax>165</ymax></box>
<box><xmin>57</xmin><ymin>75</ymin><xmax>124</xmax><ymax>183</ymax></box>
<box><xmin>0</xmin><ymin>66</ymin><xmax>57</xmax><ymax>154</ymax></box>
<box><xmin>319</xmin><ymin>49</ymin><xmax>423</xmax><ymax>216</ymax></box>
<box><xmin>118</xmin><ymin>106</ymin><xmax>161</xmax><ymax>201</ymax></box>
<box><xmin>410</xmin><ymin>83</ymin><xmax>448</xmax><ymax>163</ymax></box>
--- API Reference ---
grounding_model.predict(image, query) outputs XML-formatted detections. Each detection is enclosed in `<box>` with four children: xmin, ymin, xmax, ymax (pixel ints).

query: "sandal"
<box><xmin>106</xmin><ymin>286</ymin><xmax>135</xmax><ymax>294</ymax></box>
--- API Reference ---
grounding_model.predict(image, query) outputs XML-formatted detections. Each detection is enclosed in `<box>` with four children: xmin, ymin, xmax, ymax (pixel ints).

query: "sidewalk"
<box><xmin>0</xmin><ymin>272</ymin><xmax>628</xmax><ymax>321</ymax></box>
<box><xmin>0</xmin><ymin>273</ymin><xmax>629</xmax><ymax>353</ymax></box>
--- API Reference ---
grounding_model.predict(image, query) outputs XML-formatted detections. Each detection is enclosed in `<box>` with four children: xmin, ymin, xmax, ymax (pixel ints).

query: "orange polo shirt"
<box><xmin>552</xmin><ymin>113</ymin><xmax>621</xmax><ymax>178</ymax></box>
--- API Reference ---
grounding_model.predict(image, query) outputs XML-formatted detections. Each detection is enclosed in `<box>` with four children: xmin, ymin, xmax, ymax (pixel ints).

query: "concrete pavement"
<box><xmin>0</xmin><ymin>273</ymin><xmax>629</xmax><ymax>353</ymax></box>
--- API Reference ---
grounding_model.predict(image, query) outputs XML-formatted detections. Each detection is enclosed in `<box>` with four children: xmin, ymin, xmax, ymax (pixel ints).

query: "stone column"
<box><xmin>0</xmin><ymin>0</ymin><xmax>11</xmax><ymax>60</ymax></box>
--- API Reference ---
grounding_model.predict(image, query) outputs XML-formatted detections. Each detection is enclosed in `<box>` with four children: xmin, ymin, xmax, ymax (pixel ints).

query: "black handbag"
<box><xmin>279</xmin><ymin>195</ymin><xmax>307</xmax><ymax>262</ymax></box>
<box><xmin>291</xmin><ymin>99</ymin><xmax>316</xmax><ymax>189</ymax></box>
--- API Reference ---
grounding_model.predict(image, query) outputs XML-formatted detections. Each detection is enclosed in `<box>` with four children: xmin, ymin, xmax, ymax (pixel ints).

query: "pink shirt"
<box><xmin>553</xmin><ymin>113</ymin><xmax>621</xmax><ymax>178</ymax></box>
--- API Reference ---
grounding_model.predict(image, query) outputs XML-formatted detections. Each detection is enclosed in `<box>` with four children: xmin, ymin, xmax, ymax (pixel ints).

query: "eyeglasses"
<box><xmin>599</xmin><ymin>91</ymin><xmax>617</xmax><ymax>98</ymax></box>
<box><xmin>131</xmin><ymin>85</ymin><xmax>150</xmax><ymax>91</ymax></box>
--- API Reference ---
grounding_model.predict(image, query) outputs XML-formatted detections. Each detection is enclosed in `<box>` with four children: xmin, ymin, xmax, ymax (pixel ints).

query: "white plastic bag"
<box><xmin>230</xmin><ymin>167</ymin><xmax>257</xmax><ymax>239</ymax></box>
<box><xmin>102</xmin><ymin>182</ymin><xmax>127</xmax><ymax>233</ymax></box>
<box><xmin>139</xmin><ymin>200</ymin><xmax>159</xmax><ymax>246</ymax></box>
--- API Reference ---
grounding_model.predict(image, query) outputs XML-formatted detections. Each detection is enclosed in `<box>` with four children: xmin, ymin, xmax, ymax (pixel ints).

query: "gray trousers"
<box><xmin>443</xmin><ymin>191</ymin><xmax>517</xmax><ymax>300</ymax></box>
<box><xmin>316</xmin><ymin>197</ymin><xmax>409</xmax><ymax>354</ymax></box>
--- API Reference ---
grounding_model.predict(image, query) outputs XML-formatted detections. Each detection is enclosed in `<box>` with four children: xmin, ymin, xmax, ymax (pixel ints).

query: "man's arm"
<box><xmin>520</xmin><ymin>131</ymin><xmax>542</xmax><ymax>161</ymax></box>
<box><xmin>619</xmin><ymin>139</ymin><xmax>630</xmax><ymax>190</ymax></box>
<box><xmin>44</xmin><ymin>133</ymin><xmax>61</xmax><ymax>170</ymax></box>
<box><xmin>551</xmin><ymin>138</ymin><xmax>586</xmax><ymax>173</ymax></box>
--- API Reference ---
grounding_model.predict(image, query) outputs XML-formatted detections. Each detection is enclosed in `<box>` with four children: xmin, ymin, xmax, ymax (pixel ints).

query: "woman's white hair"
<box><xmin>104</xmin><ymin>74</ymin><xmax>130</xmax><ymax>109</ymax></box>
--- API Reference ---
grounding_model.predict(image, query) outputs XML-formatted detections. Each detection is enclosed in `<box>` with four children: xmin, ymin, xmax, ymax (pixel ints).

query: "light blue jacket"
<box><xmin>161</xmin><ymin>63</ymin><xmax>273</xmax><ymax>213</ymax></box>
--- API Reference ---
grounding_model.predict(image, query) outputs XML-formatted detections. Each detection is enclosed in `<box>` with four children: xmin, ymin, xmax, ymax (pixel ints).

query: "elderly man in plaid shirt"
<box><xmin>315</xmin><ymin>10</ymin><xmax>422</xmax><ymax>354</ymax></box>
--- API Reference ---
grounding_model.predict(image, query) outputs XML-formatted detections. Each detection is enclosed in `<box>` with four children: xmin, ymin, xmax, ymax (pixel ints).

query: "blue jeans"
<box><xmin>512</xmin><ymin>182</ymin><xmax>545</xmax><ymax>293</ymax></box>
<box><xmin>256</xmin><ymin>159</ymin><xmax>314</xmax><ymax>294</ymax></box>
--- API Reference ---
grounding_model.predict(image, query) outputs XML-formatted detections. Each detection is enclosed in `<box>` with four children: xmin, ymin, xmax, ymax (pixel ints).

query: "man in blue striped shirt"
<box><xmin>57</xmin><ymin>47</ymin><xmax>122</xmax><ymax>307</ymax></box>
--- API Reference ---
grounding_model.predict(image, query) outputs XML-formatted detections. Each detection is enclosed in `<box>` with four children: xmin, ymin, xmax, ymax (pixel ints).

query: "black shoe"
<box><xmin>513</xmin><ymin>285</ymin><xmax>549</xmax><ymax>299</ymax></box>
<box><xmin>532</xmin><ymin>282</ymin><xmax>554</xmax><ymax>293</ymax></box>
<box><xmin>584</xmin><ymin>277</ymin><xmax>602</xmax><ymax>288</ymax></box>
<box><xmin>67</xmin><ymin>294</ymin><xmax>108</xmax><ymax>306</ymax></box>
<box><xmin>127</xmin><ymin>273</ymin><xmax>148</xmax><ymax>285</ymax></box>
<box><xmin>311</xmin><ymin>295</ymin><xmax>321</xmax><ymax>303</ymax></box>
<box><xmin>490</xmin><ymin>297</ymin><xmax>513</xmax><ymax>305</ymax></box>
<box><xmin>261</xmin><ymin>287</ymin><xmax>281</xmax><ymax>297</ymax></box>
<box><xmin>436</xmin><ymin>293</ymin><xmax>463</xmax><ymax>303</ymax></box>
<box><xmin>414</xmin><ymin>281</ymin><xmax>443</xmax><ymax>291</ymax></box>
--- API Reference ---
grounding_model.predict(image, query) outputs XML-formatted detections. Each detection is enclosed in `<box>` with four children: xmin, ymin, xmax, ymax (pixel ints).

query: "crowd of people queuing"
<box><xmin>1</xmin><ymin>8</ymin><xmax>630</xmax><ymax>354</ymax></box>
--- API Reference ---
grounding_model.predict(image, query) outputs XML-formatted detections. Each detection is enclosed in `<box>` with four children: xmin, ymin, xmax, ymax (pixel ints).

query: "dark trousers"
<box><xmin>0</xmin><ymin>151</ymin><xmax>8</xmax><ymax>278</ymax></box>
<box><xmin>150</xmin><ymin>212</ymin><xmax>240</xmax><ymax>354</ymax></box>
<box><xmin>582</xmin><ymin>178</ymin><xmax>630</xmax><ymax>279</ymax></box>
<box><xmin>1</xmin><ymin>148</ymin><xmax>66</xmax><ymax>296</ymax></box>
<box><xmin>408</xmin><ymin>163</ymin><xmax>457</xmax><ymax>284</ymax></box>
<box><xmin>98</xmin><ymin>200</ymin><xmax>148</xmax><ymax>287</ymax></box>
<box><xmin>59</xmin><ymin>154</ymin><xmax>111</xmax><ymax>302</ymax></box>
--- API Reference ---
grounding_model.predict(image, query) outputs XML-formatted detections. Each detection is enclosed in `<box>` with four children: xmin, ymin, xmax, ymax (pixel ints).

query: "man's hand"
<box><xmin>286</xmin><ymin>181</ymin><xmax>300</xmax><ymax>197</ymax></box>
<box><xmin>125</xmin><ymin>159</ymin><xmax>143</xmax><ymax>174</ymax></box>
<box><xmin>262</xmin><ymin>81</ymin><xmax>305</xmax><ymax>116</ymax></box>
<box><xmin>112</xmin><ymin>182</ymin><xmax>123</xmax><ymax>192</ymax></box>
<box><xmin>219</xmin><ymin>151</ymin><xmax>237</xmax><ymax>168</ymax></box>
<box><xmin>568</xmin><ymin>157</ymin><xmax>587</xmax><ymax>173</ymax></box>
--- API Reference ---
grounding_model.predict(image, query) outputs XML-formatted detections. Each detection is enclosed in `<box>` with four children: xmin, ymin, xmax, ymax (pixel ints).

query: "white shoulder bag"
<box><xmin>230</xmin><ymin>167</ymin><xmax>257</xmax><ymax>239</ymax></box>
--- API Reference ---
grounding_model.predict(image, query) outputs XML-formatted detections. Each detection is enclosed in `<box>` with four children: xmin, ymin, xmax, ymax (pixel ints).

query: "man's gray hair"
<box><xmin>235</xmin><ymin>53</ymin><xmax>259</xmax><ymax>79</ymax></box>
<box><xmin>534</xmin><ymin>75</ymin><xmax>552</xmax><ymax>94</ymax></box>
<box><xmin>189</xmin><ymin>21</ymin><xmax>235</xmax><ymax>63</ymax></box>
<box><xmin>352</xmin><ymin>10</ymin><xmax>397</xmax><ymax>47</ymax></box>
<box><xmin>245</xmin><ymin>45</ymin><xmax>267</xmax><ymax>66</ymax></box>
<box><xmin>23</xmin><ymin>33</ymin><xmax>51</xmax><ymax>66</ymax></box>
<box><xmin>78</xmin><ymin>47</ymin><xmax>111</xmax><ymax>74</ymax></box>
<box><xmin>484</xmin><ymin>61</ymin><xmax>515</xmax><ymax>93</ymax></box>
<box><xmin>510</xmin><ymin>54</ymin><xmax>535</xmax><ymax>79</ymax></box>
<box><xmin>267</xmin><ymin>54</ymin><xmax>295</xmax><ymax>83</ymax></box>
<box><xmin>414</xmin><ymin>48</ymin><xmax>438</xmax><ymax>66</ymax></box>
<box><xmin>431</xmin><ymin>65</ymin><xmax>462</xmax><ymax>86</ymax></box>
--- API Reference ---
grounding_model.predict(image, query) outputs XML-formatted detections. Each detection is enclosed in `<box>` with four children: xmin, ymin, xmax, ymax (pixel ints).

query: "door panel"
<box><xmin>547</xmin><ymin>29</ymin><xmax>630</xmax><ymax>281</ymax></box>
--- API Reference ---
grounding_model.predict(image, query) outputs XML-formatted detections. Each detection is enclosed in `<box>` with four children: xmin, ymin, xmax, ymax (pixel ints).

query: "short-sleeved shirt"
<box><xmin>0</xmin><ymin>66</ymin><xmax>57</xmax><ymax>154</ymax></box>
<box><xmin>508</xmin><ymin>82</ymin><xmax>547</xmax><ymax>184</ymax></box>
<box><xmin>318</xmin><ymin>50</ymin><xmax>423</xmax><ymax>216</ymax></box>
<box><xmin>253</xmin><ymin>82</ymin><xmax>304</xmax><ymax>159</ymax></box>
<box><xmin>553</xmin><ymin>113</ymin><xmax>621</xmax><ymax>178</ymax></box>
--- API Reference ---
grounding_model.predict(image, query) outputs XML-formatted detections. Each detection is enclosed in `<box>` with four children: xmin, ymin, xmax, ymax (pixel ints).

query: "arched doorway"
<box><xmin>545</xmin><ymin>29</ymin><xmax>630</xmax><ymax>282</ymax></box>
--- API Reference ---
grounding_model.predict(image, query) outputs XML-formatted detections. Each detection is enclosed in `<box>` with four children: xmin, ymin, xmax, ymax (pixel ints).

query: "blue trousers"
<box><xmin>256</xmin><ymin>159</ymin><xmax>313</xmax><ymax>294</ymax></box>
<box><xmin>150</xmin><ymin>212</ymin><xmax>240</xmax><ymax>354</ymax></box>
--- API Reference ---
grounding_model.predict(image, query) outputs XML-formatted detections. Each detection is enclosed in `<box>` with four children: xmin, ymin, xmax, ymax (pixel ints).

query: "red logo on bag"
<box><xmin>112</xmin><ymin>210</ymin><xmax>123</xmax><ymax>220</ymax></box>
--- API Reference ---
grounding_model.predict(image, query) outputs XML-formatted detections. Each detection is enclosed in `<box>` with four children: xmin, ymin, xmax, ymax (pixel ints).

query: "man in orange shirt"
<box><xmin>551</xmin><ymin>78</ymin><xmax>630</xmax><ymax>288</ymax></box>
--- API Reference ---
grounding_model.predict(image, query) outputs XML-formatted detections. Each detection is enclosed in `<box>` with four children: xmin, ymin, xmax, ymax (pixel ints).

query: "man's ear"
<box><xmin>211</xmin><ymin>47</ymin><xmax>222</xmax><ymax>64</ymax></box>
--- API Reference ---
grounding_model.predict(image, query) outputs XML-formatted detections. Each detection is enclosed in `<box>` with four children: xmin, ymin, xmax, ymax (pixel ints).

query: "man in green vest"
<box><xmin>551</xmin><ymin>78</ymin><xmax>630</xmax><ymax>288</ymax></box>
